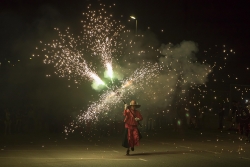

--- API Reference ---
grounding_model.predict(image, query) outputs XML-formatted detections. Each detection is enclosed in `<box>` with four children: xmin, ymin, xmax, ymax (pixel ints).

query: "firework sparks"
<box><xmin>35</xmin><ymin>3</ymin><xmax>243</xmax><ymax>138</ymax></box>
<box><xmin>64</xmin><ymin>62</ymin><xmax>161</xmax><ymax>134</ymax></box>
<box><xmin>82</xmin><ymin>3</ymin><xmax>125</xmax><ymax>82</ymax></box>
<box><xmin>38</xmin><ymin>3</ymin><xmax>125</xmax><ymax>86</ymax></box>
<box><xmin>42</xmin><ymin>41</ymin><xmax>105</xmax><ymax>86</ymax></box>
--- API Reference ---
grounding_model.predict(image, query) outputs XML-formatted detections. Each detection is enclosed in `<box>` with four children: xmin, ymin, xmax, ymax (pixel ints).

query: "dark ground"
<box><xmin>0</xmin><ymin>128</ymin><xmax>249</xmax><ymax>167</ymax></box>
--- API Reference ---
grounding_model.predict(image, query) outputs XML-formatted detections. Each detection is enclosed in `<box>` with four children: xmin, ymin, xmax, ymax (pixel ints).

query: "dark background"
<box><xmin>0</xmin><ymin>0</ymin><xmax>250</xmax><ymax>134</ymax></box>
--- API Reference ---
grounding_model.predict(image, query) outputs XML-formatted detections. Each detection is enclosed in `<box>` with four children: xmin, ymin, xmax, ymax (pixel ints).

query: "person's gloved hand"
<box><xmin>135</xmin><ymin>117</ymin><xmax>140</xmax><ymax>121</ymax></box>
<box><xmin>124</xmin><ymin>104</ymin><xmax>128</xmax><ymax>110</ymax></box>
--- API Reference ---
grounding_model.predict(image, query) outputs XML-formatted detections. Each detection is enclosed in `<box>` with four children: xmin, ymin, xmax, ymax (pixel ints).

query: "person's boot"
<box><xmin>126</xmin><ymin>149</ymin><xmax>130</xmax><ymax>155</ymax></box>
<box><xmin>131</xmin><ymin>147</ymin><xmax>134</xmax><ymax>151</ymax></box>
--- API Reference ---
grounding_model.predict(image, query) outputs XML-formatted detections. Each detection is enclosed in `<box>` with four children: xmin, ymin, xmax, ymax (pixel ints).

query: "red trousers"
<box><xmin>127</xmin><ymin>127</ymin><xmax>140</xmax><ymax>147</ymax></box>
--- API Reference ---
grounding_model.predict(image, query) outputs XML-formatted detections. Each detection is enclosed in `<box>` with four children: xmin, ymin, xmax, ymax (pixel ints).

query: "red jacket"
<box><xmin>123</xmin><ymin>109</ymin><xmax>143</xmax><ymax>128</ymax></box>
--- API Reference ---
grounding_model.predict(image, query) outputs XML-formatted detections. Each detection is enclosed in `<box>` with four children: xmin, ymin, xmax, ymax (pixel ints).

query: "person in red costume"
<box><xmin>122</xmin><ymin>100</ymin><xmax>143</xmax><ymax>155</ymax></box>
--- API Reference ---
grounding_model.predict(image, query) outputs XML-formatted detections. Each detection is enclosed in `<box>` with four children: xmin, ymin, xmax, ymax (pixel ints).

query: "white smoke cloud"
<box><xmin>159</xmin><ymin>41</ymin><xmax>211</xmax><ymax>86</ymax></box>
<box><xmin>118</xmin><ymin>40</ymin><xmax>212</xmax><ymax>111</ymax></box>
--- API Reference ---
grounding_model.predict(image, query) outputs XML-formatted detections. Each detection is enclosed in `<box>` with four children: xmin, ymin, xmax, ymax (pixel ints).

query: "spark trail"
<box><xmin>81</xmin><ymin>3</ymin><xmax>125</xmax><ymax>81</ymax></box>
<box><xmin>65</xmin><ymin>62</ymin><xmax>161</xmax><ymax>135</ymax></box>
<box><xmin>39</xmin><ymin>3</ymin><xmax>125</xmax><ymax>86</ymax></box>
<box><xmin>41</xmin><ymin>37</ymin><xmax>106</xmax><ymax>86</ymax></box>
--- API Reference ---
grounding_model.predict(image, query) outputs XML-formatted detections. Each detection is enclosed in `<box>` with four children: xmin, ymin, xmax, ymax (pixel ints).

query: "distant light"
<box><xmin>130</xmin><ymin>16</ymin><xmax>136</xmax><ymax>19</ymax></box>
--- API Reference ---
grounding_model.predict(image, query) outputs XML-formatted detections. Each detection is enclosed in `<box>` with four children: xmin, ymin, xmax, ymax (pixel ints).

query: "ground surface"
<box><xmin>0</xmin><ymin>128</ymin><xmax>249</xmax><ymax>167</ymax></box>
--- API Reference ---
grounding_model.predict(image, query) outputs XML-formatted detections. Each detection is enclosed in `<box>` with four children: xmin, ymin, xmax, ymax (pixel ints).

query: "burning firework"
<box><xmin>36</xmin><ymin>3</ymin><xmax>217</xmax><ymax>136</ymax></box>
<box><xmin>64</xmin><ymin>62</ymin><xmax>161</xmax><ymax>135</ymax></box>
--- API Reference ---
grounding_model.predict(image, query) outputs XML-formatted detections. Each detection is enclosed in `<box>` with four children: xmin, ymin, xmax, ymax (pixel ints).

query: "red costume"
<box><xmin>123</xmin><ymin>108</ymin><xmax>143</xmax><ymax>148</ymax></box>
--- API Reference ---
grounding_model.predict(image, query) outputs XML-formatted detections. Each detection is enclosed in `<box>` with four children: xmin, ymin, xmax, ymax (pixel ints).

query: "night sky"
<box><xmin>1</xmin><ymin>0</ymin><xmax>250</xmax><ymax>130</ymax></box>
